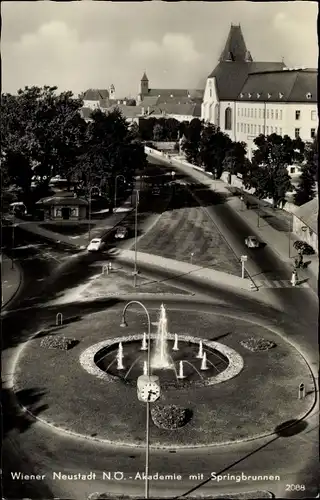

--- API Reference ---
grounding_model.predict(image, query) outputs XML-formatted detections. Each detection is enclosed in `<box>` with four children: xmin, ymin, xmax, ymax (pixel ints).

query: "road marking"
<box><xmin>257</xmin><ymin>279</ymin><xmax>310</xmax><ymax>289</ymax></box>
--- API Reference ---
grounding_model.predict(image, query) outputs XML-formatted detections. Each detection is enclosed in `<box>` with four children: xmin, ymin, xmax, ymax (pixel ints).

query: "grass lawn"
<box><xmin>137</xmin><ymin>206</ymin><xmax>242</xmax><ymax>276</ymax></box>
<box><xmin>14</xmin><ymin>306</ymin><xmax>314</xmax><ymax>448</ymax></box>
<box><xmin>40</xmin><ymin>223</ymin><xmax>94</xmax><ymax>236</ymax></box>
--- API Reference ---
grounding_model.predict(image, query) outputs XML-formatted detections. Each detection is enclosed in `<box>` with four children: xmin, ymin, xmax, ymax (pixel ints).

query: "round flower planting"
<box><xmin>240</xmin><ymin>338</ymin><xmax>276</xmax><ymax>352</ymax></box>
<box><xmin>151</xmin><ymin>404</ymin><xmax>193</xmax><ymax>429</ymax></box>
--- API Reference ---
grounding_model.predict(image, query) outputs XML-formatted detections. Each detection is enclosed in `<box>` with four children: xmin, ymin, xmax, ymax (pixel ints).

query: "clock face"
<box><xmin>140</xmin><ymin>383</ymin><xmax>160</xmax><ymax>402</ymax></box>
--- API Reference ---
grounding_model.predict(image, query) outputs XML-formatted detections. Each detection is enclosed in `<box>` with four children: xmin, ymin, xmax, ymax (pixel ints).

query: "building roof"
<box><xmin>239</xmin><ymin>69</ymin><xmax>318</xmax><ymax>102</ymax></box>
<box><xmin>141</xmin><ymin>72</ymin><xmax>149</xmax><ymax>82</ymax></box>
<box><xmin>158</xmin><ymin>102</ymin><xmax>201</xmax><ymax>117</ymax></box>
<box><xmin>80</xmin><ymin>107</ymin><xmax>94</xmax><ymax>120</ymax></box>
<box><xmin>139</xmin><ymin>95</ymin><xmax>160</xmax><ymax>107</ymax></box>
<box><xmin>36</xmin><ymin>193</ymin><xmax>88</xmax><ymax>206</ymax></box>
<box><xmin>82</xmin><ymin>89</ymin><xmax>109</xmax><ymax>101</ymax></box>
<box><xmin>218</xmin><ymin>24</ymin><xmax>252</xmax><ymax>63</ymax></box>
<box><xmin>294</xmin><ymin>197</ymin><xmax>318</xmax><ymax>233</ymax></box>
<box><xmin>209</xmin><ymin>61</ymin><xmax>285</xmax><ymax>101</ymax></box>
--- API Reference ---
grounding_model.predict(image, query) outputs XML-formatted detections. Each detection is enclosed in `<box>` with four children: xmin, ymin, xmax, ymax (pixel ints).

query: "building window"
<box><xmin>279</xmin><ymin>110</ymin><xmax>282</xmax><ymax>120</ymax></box>
<box><xmin>224</xmin><ymin>107</ymin><xmax>232</xmax><ymax>130</ymax></box>
<box><xmin>275</xmin><ymin>110</ymin><xmax>278</xmax><ymax>120</ymax></box>
<box><xmin>251</xmin><ymin>109</ymin><xmax>253</xmax><ymax>117</ymax></box>
<box><xmin>266</xmin><ymin>110</ymin><xmax>269</xmax><ymax>119</ymax></box>
<box><xmin>258</xmin><ymin>125</ymin><xmax>261</xmax><ymax>134</ymax></box>
<box><xmin>271</xmin><ymin>110</ymin><xmax>274</xmax><ymax>120</ymax></box>
<box><xmin>254</xmin><ymin>109</ymin><xmax>257</xmax><ymax>118</ymax></box>
<box><xmin>295</xmin><ymin>128</ymin><xmax>300</xmax><ymax>138</ymax></box>
<box><xmin>262</xmin><ymin>109</ymin><xmax>265</xmax><ymax>119</ymax></box>
<box><xmin>275</xmin><ymin>127</ymin><xmax>277</xmax><ymax>134</ymax></box>
<box><xmin>311</xmin><ymin>110</ymin><xmax>317</xmax><ymax>121</ymax></box>
<box><xmin>311</xmin><ymin>128</ymin><xmax>316</xmax><ymax>138</ymax></box>
<box><xmin>290</xmin><ymin>167</ymin><xmax>295</xmax><ymax>174</ymax></box>
<box><xmin>241</xmin><ymin>108</ymin><xmax>244</xmax><ymax>117</ymax></box>
<box><xmin>270</xmin><ymin>126</ymin><xmax>273</xmax><ymax>133</ymax></box>
<box><xmin>295</xmin><ymin>110</ymin><xmax>301</xmax><ymax>120</ymax></box>
<box><xmin>238</xmin><ymin>107</ymin><xmax>240</xmax><ymax>117</ymax></box>
<box><xmin>209</xmin><ymin>89</ymin><xmax>212</xmax><ymax>98</ymax></box>
<box><xmin>258</xmin><ymin>109</ymin><xmax>261</xmax><ymax>119</ymax></box>
<box><xmin>253</xmin><ymin>124</ymin><xmax>256</xmax><ymax>134</ymax></box>
<box><xmin>237</xmin><ymin>123</ymin><xmax>239</xmax><ymax>132</ymax></box>
<box><xmin>266</xmin><ymin>126</ymin><xmax>269</xmax><ymax>134</ymax></box>
<box><xmin>250</xmin><ymin>124</ymin><xmax>253</xmax><ymax>133</ymax></box>
<box><xmin>280</xmin><ymin>128</ymin><xmax>282</xmax><ymax>135</ymax></box>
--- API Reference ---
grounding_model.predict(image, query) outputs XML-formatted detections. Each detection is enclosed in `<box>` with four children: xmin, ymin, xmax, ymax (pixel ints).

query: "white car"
<box><xmin>245</xmin><ymin>236</ymin><xmax>260</xmax><ymax>248</ymax></box>
<box><xmin>87</xmin><ymin>238</ymin><xmax>104</xmax><ymax>252</ymax></box>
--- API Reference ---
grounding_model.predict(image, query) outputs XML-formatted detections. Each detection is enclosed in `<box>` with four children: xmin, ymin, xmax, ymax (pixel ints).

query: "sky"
<box><xmin>2</xmin><ymin>1</ymin><xmax>318</xmax><ymax>98</ymax></box>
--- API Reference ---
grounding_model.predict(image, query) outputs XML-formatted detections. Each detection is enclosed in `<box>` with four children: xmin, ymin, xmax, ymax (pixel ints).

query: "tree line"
<box><xmin>179</xmin><ymin>118</ymin><xmax>318</xmax><ymax>208</ymax></box>
<box><xmin>1</xmin><ymin>86</ymin><xmax>147</xmax><ymax>215</ymax></box>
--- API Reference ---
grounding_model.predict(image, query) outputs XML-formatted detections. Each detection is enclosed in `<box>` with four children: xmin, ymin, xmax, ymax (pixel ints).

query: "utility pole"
<box><xmin>133</xmin><ymin>190</ymin><xmax>140</xmax><ymax>287</ymax></box>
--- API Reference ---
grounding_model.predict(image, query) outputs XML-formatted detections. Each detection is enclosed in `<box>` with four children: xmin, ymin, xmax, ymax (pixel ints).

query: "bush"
<box><xmin>151</xmin><ymin>404</ymin><xmax>193</xmax><ymax>429</ymax></box>
<box><xmin>293</xmin><ymin>240</ymin><xmax>315</xmax><ymax>255</ymax></box>
<box><xmin>40</xmin><ymin>335</ymin><xmax>78</xmax><ymax>350</ymax></box>
<box><xmin>240</xmin><ymin>338</ymin><xmax>276</xmax><ymax>352</ymax></box>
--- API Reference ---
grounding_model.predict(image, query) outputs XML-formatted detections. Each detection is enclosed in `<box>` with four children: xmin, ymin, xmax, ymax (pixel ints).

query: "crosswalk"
<box><xmin>255</xmin><ymin>279</ymin><xmax>310</xmax><ymax>289</ymax></box>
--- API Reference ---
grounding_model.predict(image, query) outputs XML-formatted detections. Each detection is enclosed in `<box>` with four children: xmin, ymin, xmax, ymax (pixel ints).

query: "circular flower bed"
<box><xmin>240</xmin><ymin>337</ymin><xmax>276</xmax><ymax>352</ymax></box>
<box><xmin>40</xmin><ymin>335</ymin><xmax>78</xmax><ymax>350</ymax></box>
<box><xmin>151</xmin><ymin>404</ymin><xmax>193</xmax><ymax>430</ymax></box>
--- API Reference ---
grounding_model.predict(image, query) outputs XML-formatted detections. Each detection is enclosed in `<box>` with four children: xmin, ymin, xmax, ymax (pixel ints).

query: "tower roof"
<box><xmin>219</xmin><ymin>24</ymin><xmax>253</xmax><ymax>62</ymax></box>
<box><xmin>141</xmin><ymin>72</ymin><xmax>149</xmax><ymax>82</ymax></box>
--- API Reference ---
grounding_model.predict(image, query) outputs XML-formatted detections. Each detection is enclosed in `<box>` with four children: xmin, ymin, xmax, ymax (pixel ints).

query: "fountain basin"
<box><xmin>81</xmin><ymin>333</ymin><xmax>244</xmax><ymax>389</ymax></box>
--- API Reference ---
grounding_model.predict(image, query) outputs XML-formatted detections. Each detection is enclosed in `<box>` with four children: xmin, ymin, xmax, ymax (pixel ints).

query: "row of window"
<box><xmin>238</xmin><ymin>108</ymin><xmax>283</xmax><ymax>120</ymax></box>
<box><xmin>237</xmin><ymin>123</ymin><xmax>283</xmax><ymax>135</ymax></box>
<box><xmin>237</xmin><ymin>122</ymin><xmax>316</xmax><ymax>139</ymax></box>
<box><xmin>237</xmin><ymin>108</ymin><xmax>317</xmax><ymax>121</ymax></box>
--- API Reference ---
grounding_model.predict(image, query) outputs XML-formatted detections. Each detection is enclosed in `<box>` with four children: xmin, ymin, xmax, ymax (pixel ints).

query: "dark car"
<box><xmin>115</xmin><ymin>226</ymin><xmax>129</xmax><ymax>240</ymax></box>
<box><xmin>293</xmin><ymin>240</ymin><xmax>315</xmax><ymax>255</ymax></box>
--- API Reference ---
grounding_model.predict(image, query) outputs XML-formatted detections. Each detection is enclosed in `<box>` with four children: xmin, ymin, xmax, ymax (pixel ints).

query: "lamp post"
<box><xmin>133</xmin><ymin>190</ymin><xmax>140</xmax><ymax>287</ymax></box>
<box><xmin>11</xmin><ymin>207</ymin><xmax>16</xmax><ymax>269</ymax></box>
<box><xmin>120</xmin><ymin>300</ymin><xmax>152</xmax><ymax>499</ymax></box>
<box><xmin>88</xmin><ymin>185</ymin><xmax>101</xmax><ymax>242</ymax></box>
<box><xmin>114</xmin><ymin>174</ymin><xmax>126</xmax><ymax>212</ymax></box>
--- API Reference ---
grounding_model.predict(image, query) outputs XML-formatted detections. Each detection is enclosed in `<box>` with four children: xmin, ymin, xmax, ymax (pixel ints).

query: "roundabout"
<box><xmin>13</xmin><ymin>302</ymin><xmax>315</xmax><ymax>449</ymax></box>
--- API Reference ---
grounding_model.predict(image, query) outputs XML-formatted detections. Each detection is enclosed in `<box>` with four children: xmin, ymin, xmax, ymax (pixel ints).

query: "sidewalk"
<box><xmin>114</xmin><ymin>249</ymin><xmax>275</xmax><ymax>306</ymax></box>
<box><xmin>1</xmin><ymin>255</ymin><xmax>22</xmax><ymax>308</ymax></box>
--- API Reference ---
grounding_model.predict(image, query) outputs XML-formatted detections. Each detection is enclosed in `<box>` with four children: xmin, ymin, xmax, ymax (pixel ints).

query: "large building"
<box><xmin>201</xmin><ymin>24</ymin><xmax>318</xmax><ymax>158</ymax></box>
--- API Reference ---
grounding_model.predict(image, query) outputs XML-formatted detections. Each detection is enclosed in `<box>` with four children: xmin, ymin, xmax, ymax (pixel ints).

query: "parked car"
<box><xmin>115</xmin><ymin>226</ymin><xmax>129</xmax><ymax>240</ymax></box>
<box><xmin>87</xmin><ymin>238</ymin><xmax>104</xmax><ymax>252</ymax></box>
<box><xmin>293</xmin><ymin>240</ymin><xmax>315</xmax><ymax>255</ymax></box>
<box><xmin>245</xmin><ymin>236</ymin><xmax>260</xmax><ymax>248</ymax></box>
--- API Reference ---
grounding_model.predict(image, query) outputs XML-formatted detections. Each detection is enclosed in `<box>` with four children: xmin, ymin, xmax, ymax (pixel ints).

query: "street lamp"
<box><xmin>120</xmin><ymin>300</ymin><xmax>152</xmax><ymax>499</ymax></box>
<box><xmin>114</xmin><ymin>174</ymin><xmax>126</xmax><ymax>212</ymax></box>
<box><xmin>133</xmin><ymin>190</ymin><xmax>140</xmax><ymax>287</ymax></box>
<box><xmin>88</xmin><ymin>185</ymin><xmax>101</xmax><ymax>242</ymax></box>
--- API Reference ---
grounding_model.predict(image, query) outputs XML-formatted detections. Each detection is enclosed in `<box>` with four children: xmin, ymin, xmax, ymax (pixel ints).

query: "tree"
<box><xmin>1</xmin><ymin>86</ymin><xmax>85</xmax><ymax>203</ymax></box>
<box><xmin>139</xmin><ymin>117</ymin><xmax>157</xmax><ymax>141</ymax></box>
<box><xmin>199</xmin><ymin>123</ymin><xmax>233</xmax><ymax>178</ymax></box>
<box><xmin>181</xmin><ymin>118</ymin><xmax>203</xmax><ymax>165</ymax></box>
<box><xmin>294</xmin><ymin>138</ymin><xmax>318</xmax><ymax>206</ymax></box>
<box><xmin>223</xmin><ymin>141</ymin><xmax>247</xmax><ymax>175</ymax></box>
<box><xmin>153</xmin><ymin>123</ymin><xmax>164</xmax><ymax>141</ymax></box>
<box><xmin>248</xmin><ymin>134</ymin><xmax>294</xmax><ymax>207</ymax></box>
<box><xmin>78</xmin><ymin>108</ymin><xmax>147</xmax><ymax>212</ymax></box>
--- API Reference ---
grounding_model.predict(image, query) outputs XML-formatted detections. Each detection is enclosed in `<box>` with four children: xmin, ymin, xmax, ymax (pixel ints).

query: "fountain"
<box><xmin>143</xmin><ymin>360</ymin><xmax>148</xmax><ymax>375</ymax></box>
<box><xmin>151</xmin><ymin>304</ymin><xmax>172</xmax><ymax>369</ymax></box>
<box><xmin>196</xmin><ymin>340</ymin><xmax>204</xmax><ymax>359</ymax></box>
<box><xmin>116</xmin><ymin>342</ymin><xmax>124</xmax><ymax>370</ymax></box>
<box><xmin>201</xmin><ymin>352</ymin><xmax>209</xmax><ymax>370</ymax></box>
<box><xmin>141</xmin><ymin>332</ymin><xmax>147</xmax><ymax>351</ymax></box>
<box><xmin>172</xmin><ymin>333</ymin><xmax>179</xmax><ymax>351</ymax></box>
<box><xmin>177</xmin><ymin>360</ymin><xmax>185</xmax><ymax>379</ymax></box>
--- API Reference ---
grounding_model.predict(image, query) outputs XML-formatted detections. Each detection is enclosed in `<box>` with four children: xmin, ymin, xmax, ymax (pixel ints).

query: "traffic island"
<box><xmin>13</xmin><ymin>306</ymin><xmax>315</xmax><ymax>448</ymax></box>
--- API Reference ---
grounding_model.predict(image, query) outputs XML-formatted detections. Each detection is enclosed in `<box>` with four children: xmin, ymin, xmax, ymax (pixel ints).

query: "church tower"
<box><xmin>109</xmin><ymin>84</ymin><xmax>116</xmax><ymax>100</ymax></box>
<box><xmin>139</xmin><ymin>72</ymin><xmax>149</xmax><ymax>101</ymax></box>
<box><xmin>219</xmin><ymin>23</ymin><xmax>253</xmax><ymax>62</ymax></box>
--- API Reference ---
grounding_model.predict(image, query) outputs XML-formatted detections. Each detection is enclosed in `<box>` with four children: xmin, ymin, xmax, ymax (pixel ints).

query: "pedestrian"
<box><xmin>246</xmin><ymin>201</ymin><xmax>250</xmax><ymax>209</ymax></box>
<box><xmin>291</xmin><ymin>269</ymin><xmax>298</xmax><ymax>287</ymax></box>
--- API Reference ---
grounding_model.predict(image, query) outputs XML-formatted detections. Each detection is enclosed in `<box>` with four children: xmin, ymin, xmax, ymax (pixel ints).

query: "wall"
<box><xmin>283</xmin><ymin>103</ymin><xmax>318</xmax><ymax>142</ymax></box>
<box><xmin>153</xmin><ymin>142</ymin><xmax>176</xmax><ymax>150</ymax></box>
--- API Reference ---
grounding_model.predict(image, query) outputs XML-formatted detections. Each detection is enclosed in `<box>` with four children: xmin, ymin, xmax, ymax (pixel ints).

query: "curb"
<box><xmin>1</xmin><ymin>258</ymin><xmax>24</xmax><ymax>310</ymax></box>
<box><xmin>11</xmin><ymin>303</ymin><xmax>317</xmax><ymax>451</ymax></box>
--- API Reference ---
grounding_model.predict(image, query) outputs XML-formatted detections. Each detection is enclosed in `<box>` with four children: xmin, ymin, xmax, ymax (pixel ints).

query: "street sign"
<box><xmin>241</xmin><ymin>255</ymin><xmax>248</xmax><ymax>262</ymax></box>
